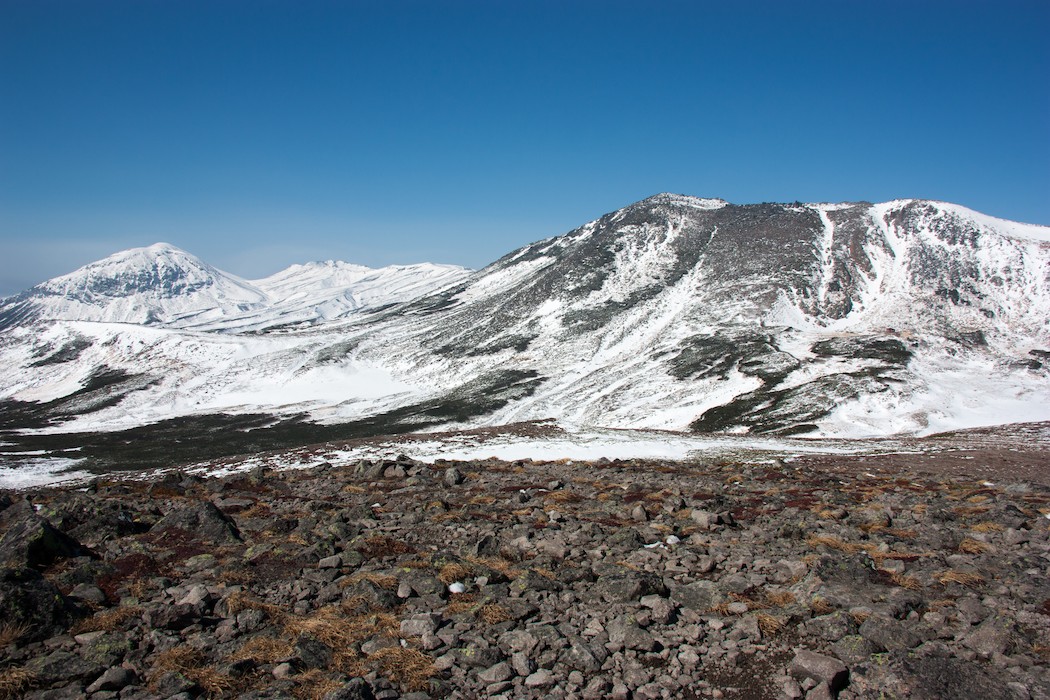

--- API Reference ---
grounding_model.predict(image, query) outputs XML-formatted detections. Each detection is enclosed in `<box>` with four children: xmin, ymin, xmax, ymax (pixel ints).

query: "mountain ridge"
<box><xmin>0</xmin><ymin>195</ymin><xmax>1047</xmax><ymax>465</ymax></box>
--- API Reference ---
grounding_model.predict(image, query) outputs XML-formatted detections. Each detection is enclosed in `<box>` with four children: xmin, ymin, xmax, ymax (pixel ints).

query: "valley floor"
<box><xmin>1</xmin><ymin>428</ymin><xmax>1048</xmax><ymax>699</ymax></box>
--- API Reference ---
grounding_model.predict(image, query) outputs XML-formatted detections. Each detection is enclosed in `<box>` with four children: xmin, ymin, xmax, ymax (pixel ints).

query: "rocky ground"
<box><xmin>1</xmin><ymin>447</ymin><xmax>1049</xmax><ymax>700</ymax></box>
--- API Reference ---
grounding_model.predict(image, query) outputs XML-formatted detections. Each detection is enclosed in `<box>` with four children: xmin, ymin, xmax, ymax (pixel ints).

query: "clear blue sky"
<box><xmin>1</xmin><ymin>0</ymin><xmax>1048</xmax><ymax>296</ymax></box>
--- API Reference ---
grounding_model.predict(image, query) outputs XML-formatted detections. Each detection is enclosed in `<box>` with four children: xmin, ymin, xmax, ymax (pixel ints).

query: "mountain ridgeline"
<box><xmin>1</xmin><ymin>194</ymin><xmax>1048</xmax><ymax>470</ymax></box>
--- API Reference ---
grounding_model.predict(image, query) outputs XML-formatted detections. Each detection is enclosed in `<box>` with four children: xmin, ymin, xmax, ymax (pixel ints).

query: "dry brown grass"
<box><xmin>341</xmin><ymin>572</ymin><xmax>399</xmax><ymax>590</ymax></box>
<box><xmin>466</xmin><ymin>556</ymin><xmax>521</xmax><ymax>580</ymax></box>
<box><xmin>230</xmin><ymin>635</ymin><xmax>294</xmax><ymax>664</ymax></box>
<box><xmin>468</xmin><ymin>494</ymin><xmax>496</xmax><ymax>505</ymax></box>
<box><xmin>127</xmin><ymin>576</ymin><xmax>158</xmax><ymax>599</ymax></box>
<box><xmin>756</xmin><ymin>613</ymin><xmax>784</xmax><ymax>637</ymax></box>
<box><xmin>0</xmin><ymin>666</ymin><xmax>34</xmax><ymax>699</ymax></box>
<box><xmin>882</xmin><ymin>528</ymin><xmax>918</xmax><ymax>539</ymax></box>
<box><xmin>356</xmin><ymin>535</ymin><xmax>415</xmax><ymax>558</ymax></box>
<box><xmin>708</xmin><ymin>602</ymin><xmax>742</xmax><ymax>616</ymax></box>
<box><xmin>545</xmin><ymin>490</ymin><xmax>584</xmax><ymax>504</ymax></box>
<box><xmin>148</xmin><ymin>645</ymin><xmax>233</xmax><ymax>698</ymax></box>
<box><xmin>958</xmin><ymin>538</ymin><xmax>993</xmax><ymax>554</ymax></box>
<box><xmin>810</xmin><ymin>597</ymin><xmax>835</xmax><ymax>615</ymax></box>
<box><xmin>341</xmin><ymin>484</ymin><xmax>367</xmax><ymax>494</ymax></box>
<box><xmin>849</xmin><ymin>610</ymin><xmax>872</xmax><ymax>625</ymax></box>
<box><xmin>0</xmin><ymin>622</ymin><xmax>29</xmax><ymax>647</ymax></box>
<box><xmin>952</xmin><ymin>505</ymin><xmax>991</xmax><ymax>517</ymax></box>
<box><xmin>1032</xmin><ymin>644</ymin><xmax>1050</xmax><ymax>661</ymax></box>
<box><xmin>811</xmin><ymin>507</ymin><xmax>843</xmax><ymax>520</ymax></box>
<box><xmin>291</xmin><ymin>669</ymin><xmax>343</xmax><ymax>700</ymax></box>
<box><xmin>889</xmin><ymin>573</ymin><xmax>922</xmax><ymax>590</ymax></box>
<box><xmin>805</xmin><ymin>536</ymin><xmax>864</xmax><ymax>553</ymax></box>
<box><xmin>223</xmin><ymin>592</ymin><xmax>287</xmax><ymax>623</ymax></box>
<box><xmin>937</xmin><ymin>570</ymin><xmax>985</xmax><ymax>588</ymax></box>
<box><xmin>368</xmin><ymin>647</ymin><xmax>436</xmax><ymax>691</ymax></box>
<box><xmin>478</xmin><ymin>603</ymin><xmax>513</xmax><ymax>625</ymax></box>
<box><xmin>437</xmin><ymin>562</ymin><xmax>472</xmax><ymax>585</ymax></box>
<box><xmin>69</xmin><ymin>605</ymin><xmax>143</xmax><ymax>635</ymax></box>
<box><xmin>284</xmin><ymin>606</ymin><xmax>399</xmax><ymax>650</ymax></box>
<box><xmin>763</xmin><ymin>590</ymin><xmax>796</xmax><ymax>608</ymax></box>
<box><xmin>970</xmin><ymin>521</ymin><xmax>1004</xmax><ymax>533</ymax></box>
<box><xmin>531</xmin><ymin>567</ymin><xmax>557</xmax><ymax>580</ymax></box>
<box><xmin>445</xmin><ymin>595</ymin><xmax>479</xmax><ymax>615</ymax></box>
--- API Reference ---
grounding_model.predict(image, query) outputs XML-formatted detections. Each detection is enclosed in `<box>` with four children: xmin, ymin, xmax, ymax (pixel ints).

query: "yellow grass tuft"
<box><xmin>437</xmin><ymin>562</ymin><xmax>472</xmax><ymax>585</ymax></box>
<box><xmin>756</xmin><ymin>613</ymin><xmax>784</xmax><ymax>637</ymax></box>
<box><xmin>958</xmin><ymin>538</ymin><xmax>993</xmax><ymax>554</ymax></box>
<box><xmin>230</xmin><ymin>635</ymin><xmax>294</xmax><ymax>664</ymax></box>
<box><xmin>148</xmin><ymin>645</ymin><xmax>233</xmax><ymax>698</ymax></box>
<box><xmin>937</xmin><ymin>570</ymin><xmax>985</xmax><ymax>588</ymax></box>
<box><xmin>970</xmin><ymin>521</ymin><xmax>1004</xmax><ymax>533</ymax></box>
<box><xmin>466</xmin><ymin>556</ymin><xmax>521</xmax><ymax>580</ymax></box>
<box><xmin>805</xmin><ymin>536</ymin><xmax>863</xmax><ymax>553</ymax></box>
<box><xmin>0</xmin><ymin>666</ymin><xmax>35</xmax><ymax>700</ymax></box>
<box><xmin>291</xmin><ymin>669</ymin><xmax>344</xmax><ymax>700</ymax></box>
<box><xmin>445</xmin><ymin>596</ymin><xmax>479</xmax><ymax>615</ymax></box>
<box><xmin>284</xmin><ymin>606</ymin><xmax>398</xmax><ymax>650</ymax></box>
<box><xmin>545</xmin><ymin>490</ymin><xmax>583</xmax><ymax>504</ymax></box>
<box><xmin>368</xmin><ymin>647</ymin><xmax>436</xmax><ymax>692</ymax></box>
<box><xmin>478</xmin><ymin>603</ymin><xmax>513</xmax><ymax>625</ymax></box>
<box><xmin>69</xmin><ymin>605</ymin><xmax>143</xmax><ymax>635</ymax></box>
<box><xmin>849</xmin><ymin>610</ymin><xmax>871</xmax><ymax>625</ymax></box>
<box><xmin>0</xmin><ymin>622</ymin><xmax>29</xmax><ymax>647</ymax></box>
<box><xmin>764</xmin><ymin>590</ymin><xmax>797</xmax><ymax>608</ymax></box>
<box><xmin>342</xmin><ymin>572</ymin><xmax>399</xmax><ymax>590</ymax></box>
<box><xmin>810</xmin><ymin>597</ymin><xmax>835</xmax><ymax>615</ymax></box>
<box><xmin>889</xmin><ymin>572</ymin><xmax>922</xmax><ymax>590</ymax></box>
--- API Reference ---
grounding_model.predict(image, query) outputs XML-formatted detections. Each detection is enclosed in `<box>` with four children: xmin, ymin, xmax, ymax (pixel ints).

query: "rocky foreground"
<box><xmin>1</xmin><ymin>451</ymin><xmax>1049</xmax><ymax>700</ymax></box>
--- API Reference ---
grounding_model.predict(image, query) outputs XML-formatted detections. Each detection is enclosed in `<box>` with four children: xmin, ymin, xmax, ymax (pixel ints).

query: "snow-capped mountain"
<box><xmin>0</xmin><ymin>244</ymin><xmax>471</xmax><ymax>332</ymax></box>
<box><xmin>0</xmin><ymin>243</ymin><xmax>269</xmax><ymax>329</ymax></box>
<box><xmin>1</xmin><ymin>195</ymin><xmax>1048</xmax><ymax>461</ymax></box>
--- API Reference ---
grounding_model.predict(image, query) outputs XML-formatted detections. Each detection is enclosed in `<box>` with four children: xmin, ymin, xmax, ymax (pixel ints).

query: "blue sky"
<box><xmin>1</xmin><ymin>0</ymin><xmax>1048</xmax><ymax>296</ymax></box>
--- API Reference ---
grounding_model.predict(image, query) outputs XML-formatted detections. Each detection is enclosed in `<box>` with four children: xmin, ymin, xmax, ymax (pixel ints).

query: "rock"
<box><xmin>0</xmin><ymin>499</ymin><xmax>86</xmax><ymax>569</ymax></box>
<box><xmin>608</xmin><ymin>617</ymin><xmax>658</xmax><ymax>652</ymax></box>
<box><xmin>848</xmin><ymin>651</ymin><xmax>1013</xmax><ymax>700</ymax></box>
<box><xmin>0</xmin><ymin>566</ymin><xmax>81</xmax><ymax>641</ymax></box>
<box><xmin>478</xmin><ymin>661</ymin><xmax>514</xmax><ymax>684</ymax></box>
<box><xmin>593</xmin><ymin>571</ymin><xmax>667</xmax><ymax>603</ymax></box>
<box><xmin>672</xmin><ymin>580</ymin><xmax>724</xmax><ymax>611</ymax></box>
<box><xmin>322</xmin><ymin>677</ymin><xmax>376</xmax><ymax>700</ymax></box>
<box><xmin>151</xmin><ymin>500</ymin><xmax>241</xmax><ymax>544</ymax></box>
<box><xmin>965</xmin><ymin>618</ymin><xmax>1018</xmax><ymax>657</ymax></box>
<box><xmin>561</xmin><ymin>637</ymin><xmax>603</xmax><ymax>671</ymax></box>
<box><xmin>788</xmin><ymin>649</ymin><xmax>849</xmax><ymax>692</ymax></box>
<box><xmin>400</xmin><ymin>614</ymin><xmax>440</xmax><ymax>637</ymax></box>
<box><xmin>27</xmin><ymin>650</ymin><xmax>104</xmax><ymax>685</ymax></box>
<box><xmin>443</xmin><ymin>467</ymin><xmax>465</xmax><ymax>486</ymax></box>
<box><xmin>831</xmin><ymin>634</ymin><xmax>879</xmax><ymax>664</ymax></box>
<box><xmin>524</xmin><ymin>669</ymin><xmax>556</xmax><ymax>688</ymax></box>
<box><xmin>805</xmin><ymin>683</ymin><xmax>835</xmax><ymax>700</ymax></box>
<box><xmin>294</xmin><ymin>635</ymin><xmax>334</xmax><ymax>669</ymax></box>
<box><xmin>86</xmin><ymin>666</ymin><xmax>132</xmax><ymax>693</ymax></box>
<box><xmin>859</xmin><ymin>615</ymin><xmax>921</xmax><ymax>651</ymax></box>
<box><xmin>144</xmin><ymin>603</ymin><xmax>199</xmax><ymax>630</ymax></box>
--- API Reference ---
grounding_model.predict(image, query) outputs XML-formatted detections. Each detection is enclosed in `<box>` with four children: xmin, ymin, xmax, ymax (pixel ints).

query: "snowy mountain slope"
<box><xmin>346</xmin><ymin>195</ymin><xmax>1050</xmax><ymax>436</ymax></box>
<box><xmin>0</xmin><ymin>243</ymin><xmax>269</xmax><ymax>329</ymax></box>
<box><xmin>0</xmin><ymin>195</ymin><xmax>1047</xmax><ymax>453</ymax></box>
<box><xmin>0</xmin><ymin>244</ymin><xmax>471</xmax><ymax>333</ymax></box>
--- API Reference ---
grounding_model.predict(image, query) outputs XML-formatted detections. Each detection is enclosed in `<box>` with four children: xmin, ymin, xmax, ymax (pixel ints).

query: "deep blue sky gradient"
<box><xmin>1</xmin><ymin>0</ymin><xmax>1048</xmax><ymax>295</ymax></box>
